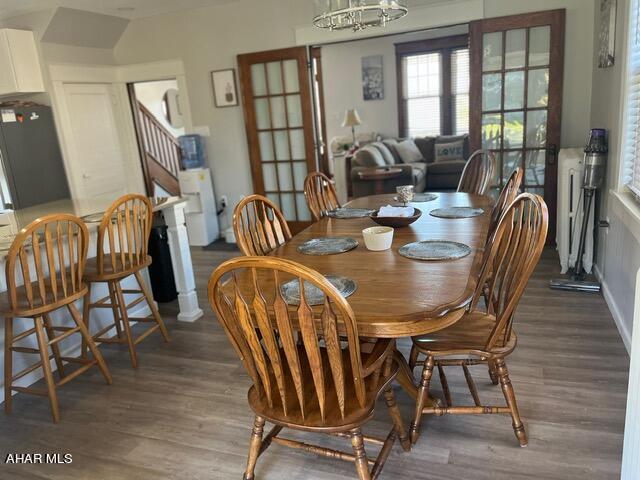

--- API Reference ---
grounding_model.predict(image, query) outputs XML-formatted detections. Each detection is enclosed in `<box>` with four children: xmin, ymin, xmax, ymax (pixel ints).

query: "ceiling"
<box><xmin>0</xmin><ymin>0</ymin><xmax>238</xmax><ymax>20</ymax></box>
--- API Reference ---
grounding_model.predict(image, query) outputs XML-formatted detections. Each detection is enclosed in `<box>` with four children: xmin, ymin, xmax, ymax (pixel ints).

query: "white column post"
<box><xmin>622</xmin><ymin>268</ymin><xmax>640</xmax><ymax>479</ymax></box>
<box><xmin>163</xmin><ymin>202</ymin><xmax>203</xmax><ymax>322</ymax></box>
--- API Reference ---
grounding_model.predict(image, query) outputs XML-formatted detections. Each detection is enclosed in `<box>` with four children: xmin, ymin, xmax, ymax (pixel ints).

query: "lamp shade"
<box><xmin>342</xmin><ymin>109</ymin><xmax>362</xmax><ymax>128</ymax></box>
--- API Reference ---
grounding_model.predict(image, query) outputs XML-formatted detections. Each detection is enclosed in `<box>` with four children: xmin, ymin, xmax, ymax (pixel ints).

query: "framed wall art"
<box><xmin>211</xmin><ymin>69</ymin><xmax>239</xmax><ymax>107</ymax></box>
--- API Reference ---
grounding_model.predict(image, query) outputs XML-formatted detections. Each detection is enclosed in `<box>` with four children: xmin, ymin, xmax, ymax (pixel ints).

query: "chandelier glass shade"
<box><xmin>313</xmin><ymin>0</ymin><xmax>408</xmax><ymax>32</ymax></box>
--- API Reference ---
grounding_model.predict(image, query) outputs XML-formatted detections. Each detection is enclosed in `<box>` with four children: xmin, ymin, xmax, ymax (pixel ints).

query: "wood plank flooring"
<box><xmin>0</xmin><ymin>247</ymin><xmax>628</xmax><ymax>479</ymax></box>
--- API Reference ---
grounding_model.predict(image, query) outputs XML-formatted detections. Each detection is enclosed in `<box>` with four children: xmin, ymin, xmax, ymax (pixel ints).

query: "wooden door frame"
<box><xmin>469</xmin><ymin>9</ymin><xmax>565</xmax><ymax>243</ymax></box>
<box><xmin>310</xmin><ymin>46</ymin><xmax>330</xmax><ymax>176</ymax></box>
<box><xmin>237</xmin><ymin>46</ymin><xmax>317</xmax><ymax>232</ymax></box>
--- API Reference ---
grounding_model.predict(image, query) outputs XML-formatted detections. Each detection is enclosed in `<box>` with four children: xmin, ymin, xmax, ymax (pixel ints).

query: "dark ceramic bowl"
<box><xmin>370</xmin><ymin>208</ymin><xmax>422</xmax><ymax>228</ymax></box>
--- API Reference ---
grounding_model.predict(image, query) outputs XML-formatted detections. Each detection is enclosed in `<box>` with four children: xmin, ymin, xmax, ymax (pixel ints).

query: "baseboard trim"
<box><xmin>0</xmin><ymin>303</ymin><xmax>152</xmax><ymax>405</ymax></box>
<box><xmin>595</xmin><ymin>263</ymin><xmax>631</xmax><ymax>353</ymax></box>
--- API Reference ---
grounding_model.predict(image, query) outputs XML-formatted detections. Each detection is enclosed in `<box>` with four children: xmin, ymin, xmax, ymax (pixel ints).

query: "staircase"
<box><xmin>133</xmin><ymin>101</ymin><xmax>182</xmax><ymax>196</ymax></box>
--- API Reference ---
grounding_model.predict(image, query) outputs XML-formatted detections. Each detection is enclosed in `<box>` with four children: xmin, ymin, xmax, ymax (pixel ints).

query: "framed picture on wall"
<box><xmin>211</xmin><ymin>69</ymin><xmax>239</xmax><ymax>107</ymax></box>
<box><xmin>598</xmin><ymin>0</ymin><xmax>616</xmax><ymax>68</ymax></box>
<box><xmin>362</xmin><ymin>55</ymin><xmax>384</xmax><ymax>100</ymax></box>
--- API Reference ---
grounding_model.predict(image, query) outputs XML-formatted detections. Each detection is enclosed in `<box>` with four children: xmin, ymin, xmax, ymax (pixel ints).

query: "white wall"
<box><xmin>321</xmin><ymin>25</ymin><xmax>469</xmax><ymax>146</ymax></box>
<box><xmin>133</xmin><ymin>79</ymin><xmax>185</xmax><ymax>138</ymax></box>
<box><xmin>588</xmin><ymin>0</ymin><xmax>638</xmax><ymax>350</ymax></box>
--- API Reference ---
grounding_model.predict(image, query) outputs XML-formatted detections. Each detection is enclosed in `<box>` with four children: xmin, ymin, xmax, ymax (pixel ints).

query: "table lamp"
<box><xmin>342</xmin><ymin>109</ymin><xmax>362</xmax><ymax>146</ymax></box>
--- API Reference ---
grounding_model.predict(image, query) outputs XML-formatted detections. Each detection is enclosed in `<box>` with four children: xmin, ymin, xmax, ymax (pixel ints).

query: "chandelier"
<box><xmin>313</xmin><ymin>1</ymin><xmax>408</xmax><ymax>32</ymax></box>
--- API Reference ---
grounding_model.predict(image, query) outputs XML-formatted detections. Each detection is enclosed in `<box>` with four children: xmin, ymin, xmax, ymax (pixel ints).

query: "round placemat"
<box><xmin>297</xmin><ymin>237</ymin><xmax>358</xmax><ymax>255</ymax></box>
<box><xmin>393</xmin><ymin>193</ymin><xmax>438</xmax><ymax>203</ymax></box>
<box><xmin>327</xmin><ymin>208</ymin><xmax>376</xmax><ymax>219</ymax></box>
<box><xmin>280</xmin><ymin>275</ymin><xmax>357</xmax><ymax>306</ymax></box>
<box><xmin>399</xmin><ymin>240</ymin><xmax>472</xmax><ymax>261</ymax></box>
<box><xmin>429</xmin><ymin>207</ymin><xmax>484</xmax><ymax>219</ymax></box>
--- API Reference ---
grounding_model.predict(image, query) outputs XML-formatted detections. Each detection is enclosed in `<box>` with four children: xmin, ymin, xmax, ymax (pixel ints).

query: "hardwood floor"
<box><xmin>0</xmin><ymin>247</ymin><xmax>628</xmax><ymax>479</ymax></box>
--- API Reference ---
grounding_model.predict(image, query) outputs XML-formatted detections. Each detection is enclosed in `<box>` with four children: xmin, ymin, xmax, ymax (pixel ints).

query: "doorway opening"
<box><xmin>128</xmin><ymin>79</ymin><xmax>185</xmax><ymax>197</ymax></box>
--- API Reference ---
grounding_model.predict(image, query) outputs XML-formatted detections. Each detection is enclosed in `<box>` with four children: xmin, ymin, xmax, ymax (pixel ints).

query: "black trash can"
<box><xmin>147</xmin><ymin>221</ymin><xmax>178</xmax><ymax>303</ymax></box>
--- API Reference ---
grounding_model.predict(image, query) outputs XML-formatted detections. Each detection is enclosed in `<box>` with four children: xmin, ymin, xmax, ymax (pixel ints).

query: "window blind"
<box><xmin>624</xmin><ymin>0</ymin><xmax>640</xmax><ymax>196</ymax></box>
<box><xmin>402</xmin><ymin>52</ymin><xmax>442</xmax><ymax>137</ymax></box>
<box><xmin>452</xmin><ymin>48</ymin><xmax>470</xmax><ymax>135</ymax></box>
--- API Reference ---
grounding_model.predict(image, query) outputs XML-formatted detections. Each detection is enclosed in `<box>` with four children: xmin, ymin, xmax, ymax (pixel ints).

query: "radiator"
<box><xmin>556</xmin><ymin>148</ymin><xmax>594</xmax><ymax>274</ymax></box>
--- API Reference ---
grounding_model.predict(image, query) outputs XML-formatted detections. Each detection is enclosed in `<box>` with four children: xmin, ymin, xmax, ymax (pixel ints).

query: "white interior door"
<box><xmin>62</xmin><ymin>83</ymin><xmax>128</xmax><ymax>198</ymax></box>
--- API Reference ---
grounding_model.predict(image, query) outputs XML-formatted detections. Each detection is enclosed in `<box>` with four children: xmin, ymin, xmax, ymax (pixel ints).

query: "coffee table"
<box><xmin>357</xmin><ymin>167</ymin><xmax>403</xmax><ymax>194</ymax></box>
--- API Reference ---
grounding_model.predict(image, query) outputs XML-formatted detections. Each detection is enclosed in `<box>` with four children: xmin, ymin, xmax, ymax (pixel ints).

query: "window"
<box><xmin>624</xmin><ymin>0</ymin><xmax>640</xmax><ymax>196</ymax></box>
<box><xmin>396</xmin><ymin>35</ymin><xmax>469</xmax><ymax>138</ymax></box>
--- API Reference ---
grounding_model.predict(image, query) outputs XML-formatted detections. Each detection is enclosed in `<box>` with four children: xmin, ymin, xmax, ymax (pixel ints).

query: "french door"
<box><xmin>238</xmin><ymin>47</ymin><xmax>317</xmax><ymax>233</ymax></box>
<box><xmin>470</xmin><ymin>9</ymin><xmax>565</xmax><ymax>241</ymax></box>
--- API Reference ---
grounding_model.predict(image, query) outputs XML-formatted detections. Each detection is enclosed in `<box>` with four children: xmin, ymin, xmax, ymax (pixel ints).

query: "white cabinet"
<box><xmin>178</xmin><ymin>168</ymin><xmax>220</xmax><ymax>246</ymax></box>
<box><xmin>0</xmin><ymin>29</ymin><xmax>45</xmax><ymax>96</ymax></box>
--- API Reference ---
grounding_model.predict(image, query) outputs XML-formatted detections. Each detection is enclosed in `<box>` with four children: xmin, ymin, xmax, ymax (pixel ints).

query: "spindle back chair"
<box><xmin>487</xmin><ymin>167</ymin><xmax>523</xmax><ymax>244</ymax></box>
<box><xmin>3</xmin><ymin>214</ymin><xmax>112</xmax><ymax>423</ymax></box>
<box><xmin>209</xmin><ymin>256</ymin><xmax>410</xmax><ymax>480</ymax></box>
<box><xmin>457</xmin><ymin>149</ymin><xmax>496</xmax><ymax>196</ymax></box>
<box><xmin>409</xmin><ymin>193</ymin><xmax>548</xmax><ymax>447</ymax></box>
<box><xmin>304</xmin><ymin>171</ymin><xmax>341</xmax><ymax>221</ymax></box>
<box><xmin>83</xmin><ymin>194</ymin><xmax>169</xmax><ymax>369</ymax></box>
<box><xmin>233</xmin><ymin>194</ymin><xmax>292</xmax><ymax>256</ymax></box>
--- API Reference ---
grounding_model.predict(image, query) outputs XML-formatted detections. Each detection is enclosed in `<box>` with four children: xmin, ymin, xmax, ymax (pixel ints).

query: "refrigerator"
<box><xmin>0</xmin><ymin>105</ymin><xmax>70</xmax><ymax>210</ymax></box>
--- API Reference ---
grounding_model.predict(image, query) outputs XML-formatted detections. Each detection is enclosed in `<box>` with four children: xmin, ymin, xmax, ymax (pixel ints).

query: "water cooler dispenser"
<box><xmin>177</xmin><ymin>134</ymin><xmax>220</xmax><ymax>246</ymax></box>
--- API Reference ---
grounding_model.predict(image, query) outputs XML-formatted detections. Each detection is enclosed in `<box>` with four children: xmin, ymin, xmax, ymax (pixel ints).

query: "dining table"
<box><xmin>234</xmin><ymin>191</ymin><xmax>493</xmax><ymax>400</ymax></box>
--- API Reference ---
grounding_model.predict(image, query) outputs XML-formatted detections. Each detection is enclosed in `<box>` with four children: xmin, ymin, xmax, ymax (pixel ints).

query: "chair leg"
<box><xmin>113</xmin><ymin>280</ymin><xmax>138</xmax><ymax>368</ymax></box>
<box><xmin>134</xmin><ymin>270</ymin><xmax>170</xmax><ymax>342</ymax></box>
<box><xmin>496</xmin><ymin>358</ymin><xmax>528</xmax><ymax>447</ymax></box>
<box><xmin>4</xmin><ymin>317</ymin><xmax>12</xmax><ymax>414</ymax></box>
<box><xmin>410</xmin><ymin>355</ymin><xmax>434</xmax><ymax>444</ymax></box>
<box><xmin>107</xmin><ymin>281</ymin><xmax>123</xmax><ymax>339</ymax></box>
<box><xmin>43</xmin><ymin>314</ymin><xmax>65</xmax><ymax>380</ymax></box>
<box><xmin>67</xmin><ymin>303</ymin><xmax>113</xmax><ymax>385</ymax></box>
<box><xmin>244</xmin><ymin>415</ymin><xmax>265</xmax><ymax>480</ymax></box>
<box><xmin>408</xmin><ymin>344</ymin><xmax>419</xmax><ymax>371</ymax></box>
<box><xmin>81</xmin><ymin>282</ymin><xmax>92</xmax><ymax>359</ymax></box>
<box><xmin>350</xmin><ymin>428</ymin><xmax>372</xmax><ymax>480</ymax></box>
<box><xmin>383</xmin><ymin>388</ymin><xmax>411</xmax><ymax>452</ymax></box>
<box><xmin>488</xmin><ymin>360</ymin><xmax>499</xmax><ymax>385</ymax></box>
<box><xmin>34</xmin><ymin>317</ymin><xmax>59</xmax><ymax>423</ymax></box>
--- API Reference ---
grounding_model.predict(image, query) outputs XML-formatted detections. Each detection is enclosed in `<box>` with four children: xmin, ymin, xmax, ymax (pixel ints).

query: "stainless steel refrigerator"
<box><xmin>0</xmin><ymin>105</ymin><xmax>70</xmax><ymax>210</ymax></box>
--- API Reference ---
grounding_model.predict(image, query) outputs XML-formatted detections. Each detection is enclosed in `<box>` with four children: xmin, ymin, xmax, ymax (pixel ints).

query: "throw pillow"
<box><xmin>394</xmin><ymin>139</ymin><xmax>424</xmax><ymax>164</ymax></box>
<box><xmin>382</xmin><ymin>139</ymin><xmax>402</xmax><ymax>164</ymax></box>
<box><xmin>434</xmin><ymin>140</ymin><xmax>465</xmax><ymax>162</ymax></box>
<box><xmin>371</xmin><ymin>142</ymin><xmax>396</xmax><ymax>165</ymax></box>
<box><xmin>414</xmin><ymin>136</ymin><xmax>436</xmax><ymax>163</ymax></box>
<box><xmin>353</xmin><ymin>146</ymin><xmax>386</xmax><ymax>168</ymax></box>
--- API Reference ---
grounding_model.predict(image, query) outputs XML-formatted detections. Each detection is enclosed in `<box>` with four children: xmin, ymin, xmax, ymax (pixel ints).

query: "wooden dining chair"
<box><xmin>2</xmin><ymin>214</ymin><xmax>112</xmax><ymax>423</ymax></box>
<box><xmin>233</xmin><ymin>194</ymin><xmax>292</xmax><ymax>256</ymax></box>
<box><xmin>487</xmin><ymin>167</ymin><xmax>523</xmax><ymax>243</ymax></box>
<box><xmin>304</xmin><ymin>171</ymin><xmax>341</xmax><ymax>221</ymax></box>
<box><xmin>82</xmin><ymin>194</ymin><xmax>170</xmax><ymax>369</ymax></box>
<box><xmin>457</xmin><ymin>150</ymin><xmax>496</xmax><ymax>196</ymax></box>
<box><xmin>408</xmin><ymin>193</ymin><xmax>548</xmax><ymax>447</ymax></box>
<box><xmin>208</xmin><ymin>256</ymin><xmax>411</xmax><ymax>480</ymax></box>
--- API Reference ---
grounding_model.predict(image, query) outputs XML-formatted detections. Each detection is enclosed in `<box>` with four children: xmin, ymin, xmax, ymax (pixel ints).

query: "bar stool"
<box><xmin>82</xmin><ymin>194</ymin><xmax>170</xmax><ymax>368</ymax></box>
<box><xmin>2</xmin><ymin>214</ymin><xmax>112</xmax><ymax>423</ymax></box>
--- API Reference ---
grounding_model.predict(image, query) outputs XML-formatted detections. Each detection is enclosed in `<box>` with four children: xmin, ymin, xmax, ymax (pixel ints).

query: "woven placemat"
<box><xmin>327</xmin><ymin>208</ymin><xmax>376</xmax><ymax>219</ymax></box>
<box><xmin>429</xmin><ymin>207</ymin><xmax>484</xmax><ymax>219</ymax></box>
<box><xmin>399</xmin><ymin>240</ymin><xmax>472</xmax><ymax>261</ymax></box>
<box><xmin>297</xmin><ymin>237</ymin><xmax>358</xmax><ymax>255</ymax></box>
<box><xmin>280</xmin><ymin>275</ymin><xmax>357</xmax><ymax>306</ymax></box>
<box><xmin>393</xmin><ymin>193</ymin><xmax>438</xmax><ymax>203</ymax></box>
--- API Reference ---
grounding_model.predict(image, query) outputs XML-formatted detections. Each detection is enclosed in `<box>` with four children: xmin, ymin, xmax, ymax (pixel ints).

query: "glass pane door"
<box><xmin>470</xmin><ymin>10</ymin><xmax>564</xmax><ymax>241</ymax></box>
<box><xmin>238</xmin><ymin>47</ymin><xmax>317</xmax><ymax>231</ymax></box>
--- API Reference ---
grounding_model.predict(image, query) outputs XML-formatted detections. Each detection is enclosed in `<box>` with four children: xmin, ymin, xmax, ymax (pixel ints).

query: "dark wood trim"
<box><xmin>311</xmin><ymin>46</ymin><xmax>331</xmax><ymax>177</ymax></box>
<box><xmin>127</xmin><ymin>83</ymin><xmax>153</xmax><ymax>196</ymax></box>
<box><xmin>395</xmin><ymin>34</ymin><xmax>470</xmax><ymax>138</ymax></box>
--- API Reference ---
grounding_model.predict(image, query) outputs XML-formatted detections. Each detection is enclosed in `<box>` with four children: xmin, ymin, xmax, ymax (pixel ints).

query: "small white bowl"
<box><xmin>362</xmin><ymin>226</ymin><xmax>394</xmax><ymax>251</ymax></box>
